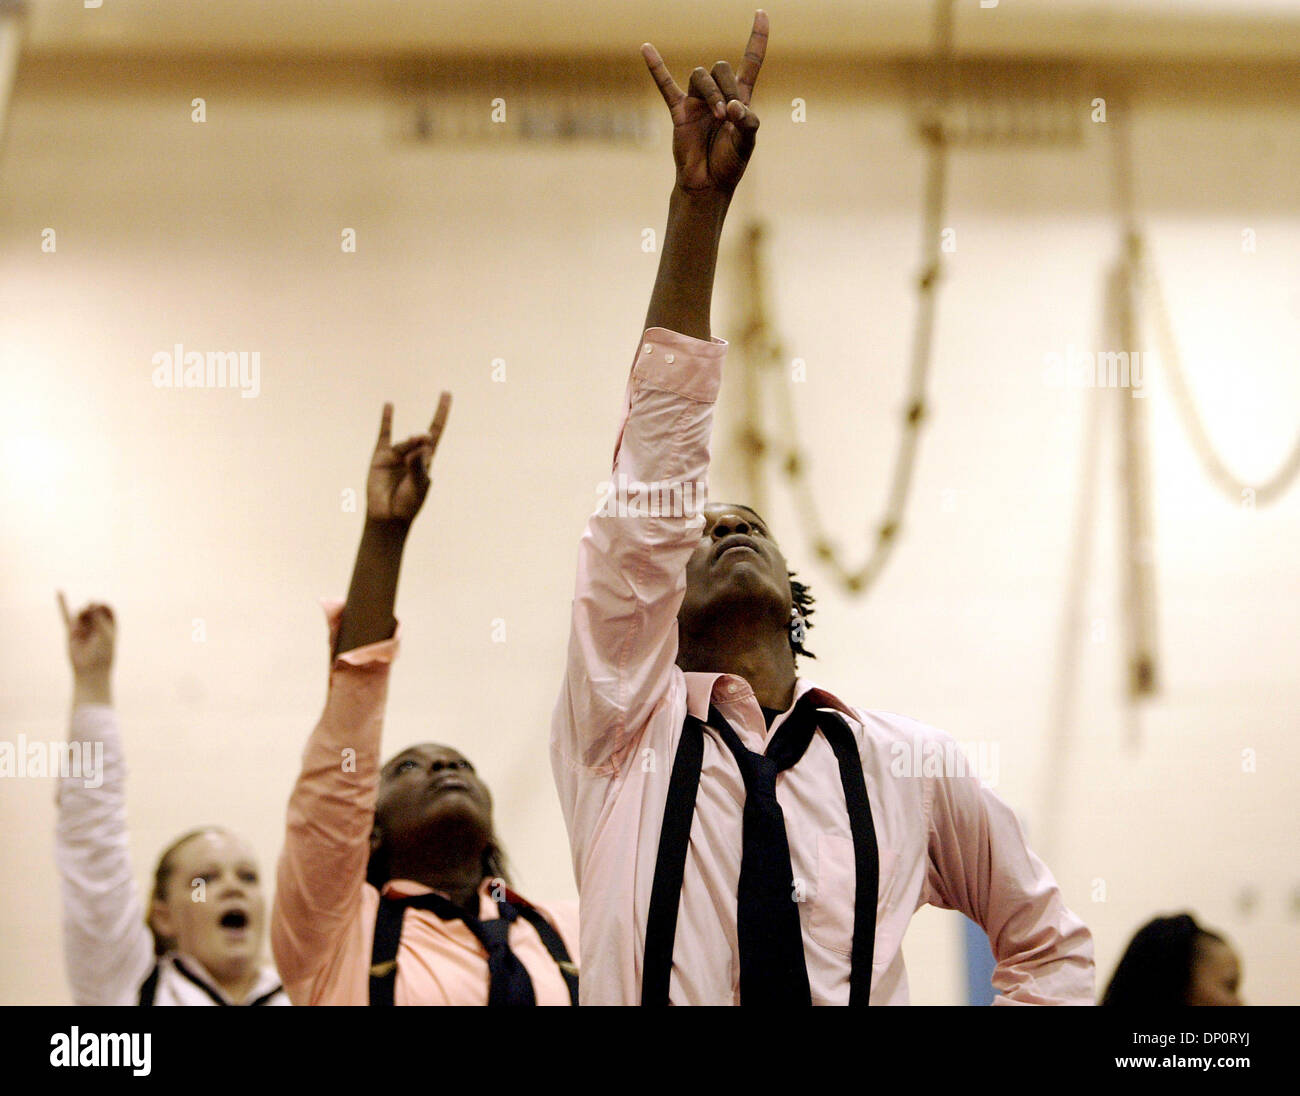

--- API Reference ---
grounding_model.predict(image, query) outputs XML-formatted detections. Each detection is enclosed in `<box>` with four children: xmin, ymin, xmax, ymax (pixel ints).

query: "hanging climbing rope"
<box><xmin>735</xmin><ymin>0</ymin><xmax>955</xmax><ymax>596</ymax></box>
<box><xmin>1138</xmin><ymin>243</ymin><xmax>1300</xmax><ymax>507</ymax></box>
<box><xmin>1107</xmin><ymin>79</ymin><xmax>1300</xmax><ymax>510</ymax></box>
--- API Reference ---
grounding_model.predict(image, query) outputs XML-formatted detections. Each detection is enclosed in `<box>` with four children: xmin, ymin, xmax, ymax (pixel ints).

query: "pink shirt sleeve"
<box><xmin>550</xmin><ymin>329</ymin><xmax>725</xmax><ymax>863</ymax></box>
<box><xmin>924</xmin><ymin>758</ymin><xmax>1095</xmax><ymax>1004</ymax></box>
<box><xmin>270</xmin><ymin>599</ymin><xmax>398</xmax><ymax>995</ymax></box>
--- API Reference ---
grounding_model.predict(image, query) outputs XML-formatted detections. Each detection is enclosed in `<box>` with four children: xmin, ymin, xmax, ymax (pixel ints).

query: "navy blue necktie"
<box><xmin>393</xmin><ymin>892</ymin><xmax>536</xmax><ymax>1007</ymax></box>
<box><xmin>707</xmin><ymin>697</ymin><xmax>821</xmax><ymax>1006</ymax></box>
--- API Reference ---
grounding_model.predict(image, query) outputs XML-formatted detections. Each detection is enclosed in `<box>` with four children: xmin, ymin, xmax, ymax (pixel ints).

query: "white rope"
<box><xmin>736</xmin><ymin>0</ymin><xmax>955</xmax><ymax>596</ymax></box>
<box><xmin>1139</xmin><ymin>244</ymin><xmax>1300</xmax><ymax>507</ymax></box>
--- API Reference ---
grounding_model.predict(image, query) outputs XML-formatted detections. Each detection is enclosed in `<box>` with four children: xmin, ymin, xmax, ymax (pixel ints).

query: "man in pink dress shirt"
<box><xmin>550</xmin><ymin>10</ymin><xmax>1094</xmax><ymax>1006</ymax></box>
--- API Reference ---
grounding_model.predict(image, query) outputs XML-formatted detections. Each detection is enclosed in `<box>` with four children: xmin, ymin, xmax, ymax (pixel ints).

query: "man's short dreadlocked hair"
<box><xmin>789</xmin><ymin>571</ymin><xmax>816</xmax><ymax>660</ymax></box>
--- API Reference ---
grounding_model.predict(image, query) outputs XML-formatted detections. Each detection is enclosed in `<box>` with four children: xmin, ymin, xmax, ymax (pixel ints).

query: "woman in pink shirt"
<box><xmin>272</xmin><ymin>397</ymin><xmax>578</xmax><ymax>1006</ymax></box>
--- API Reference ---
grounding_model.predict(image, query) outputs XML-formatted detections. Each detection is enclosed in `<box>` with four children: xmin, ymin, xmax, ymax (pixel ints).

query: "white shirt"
<box><xmin>55</xmin><ymin>704</ymin><xmax>288</xmax><ymax>1006</ymax></box>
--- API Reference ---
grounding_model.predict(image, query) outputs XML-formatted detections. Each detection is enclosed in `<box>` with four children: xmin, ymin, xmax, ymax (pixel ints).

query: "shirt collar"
<box><xmin>168</xmin><ymin>951</ymin><xmax>281</xmax><ymax>1004</ymax></box>
<box><xmin>381</xmin><ymin>876</ymin><xmax>527</xmax><ymax>920</ymax></box>
<box><xmin>684</xmin><ymin>672</ymin><xmax>858</xmax><ymax>727</ymax></box>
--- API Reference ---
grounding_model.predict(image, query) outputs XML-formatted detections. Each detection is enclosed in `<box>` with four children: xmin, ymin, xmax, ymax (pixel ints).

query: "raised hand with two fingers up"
<box><xmin>366</xmin><ymin>393</ymin><xmax>452</xmax><ymax>526</ymax></box>
<box><xmin>642</xmin><ymin>9</ymin><xmax>767</xmax><ymax>195</ymax></box>
<box><xmin>335</xmin><ymin>394</ymin><xmax>453</xmax><ymax>658</ymax></box>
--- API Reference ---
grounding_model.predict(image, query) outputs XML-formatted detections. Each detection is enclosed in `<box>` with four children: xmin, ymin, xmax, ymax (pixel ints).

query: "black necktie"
<box><xmin>707</xmin><ymin>697</ymin><xmax>820</xmax><ymax>1006</ymax></box>
<box><xmin>374</xmin><ymin>891</ymin><xmax>537</xmax><ymax>1006</ymax></box>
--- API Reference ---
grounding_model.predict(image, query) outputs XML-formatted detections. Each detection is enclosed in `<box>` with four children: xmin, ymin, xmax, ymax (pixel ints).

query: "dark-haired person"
<box><xmin>272</xmin><ymin>398</ymin><xmax>578</xmax><ymax>1006</ymax></box>
<box><xmin>1102</xmin><ymin>913</ymin><xmax>1243</xmax><ymax>1006</ymax></box>
<box><xmin>550</xmin><ymin>10</ymin><xmax>1094</xmax><ymax>1005</ymax></box>
<box><xmin>54</xmin><ymin>594</ymin><xmax>287</xmax><ymax>1006</ymax></box>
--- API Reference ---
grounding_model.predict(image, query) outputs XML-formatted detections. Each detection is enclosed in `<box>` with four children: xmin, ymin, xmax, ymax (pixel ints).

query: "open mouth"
<box><xmin>219</xmin><ymin>910</ymin><xmax>249</xmax><ymax>931</ymax></box>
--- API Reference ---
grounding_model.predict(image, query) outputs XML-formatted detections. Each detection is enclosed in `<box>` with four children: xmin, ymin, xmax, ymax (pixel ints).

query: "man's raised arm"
<box><xmin>551</xmin><ymin>13</ymin><xmax>768</xmax><ymax>822</ymax></box>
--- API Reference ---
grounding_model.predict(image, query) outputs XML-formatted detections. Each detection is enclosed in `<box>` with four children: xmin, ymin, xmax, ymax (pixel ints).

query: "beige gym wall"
<box><xmin>2</xmin><ymin>3</ymin><xmax>1297</xmax><ymax>1005</ymax></box>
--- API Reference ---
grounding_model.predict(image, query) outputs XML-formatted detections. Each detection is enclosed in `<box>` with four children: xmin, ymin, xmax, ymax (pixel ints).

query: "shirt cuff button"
<box><xmin>643</xmin><ymin>344</ymin><xmax>653</xmax><ymax>355</ymax></box>
<box><xmin>665</xmin><ymin>353</ymin><xmax>675</xmax><ymax>364</ymax></box>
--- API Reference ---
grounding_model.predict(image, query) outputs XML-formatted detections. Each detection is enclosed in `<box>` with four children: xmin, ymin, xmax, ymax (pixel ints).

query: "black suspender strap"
<box><xmin>822</xmin><ymin>711</ymin><xmax>880</xmax><ymax>1006</ymax></box>
<box><xmin>513</xmin><ymin>903</ymin><xmax>580</xmax><ymax>1006</ymax></box>
<box><xmin>369</xmin><ymin>892</ymin><xmax>408</xmax><ymax>1007</ymax></box>
<box><xmin>137</xmin><ymin>961</ymin><xmax>161</xmax><ymax>1007</ymax></box>
<box><xmin>641</xmin><ymin>714</ymin><xmax>706</xmax><ymax>1006</ymax></box>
